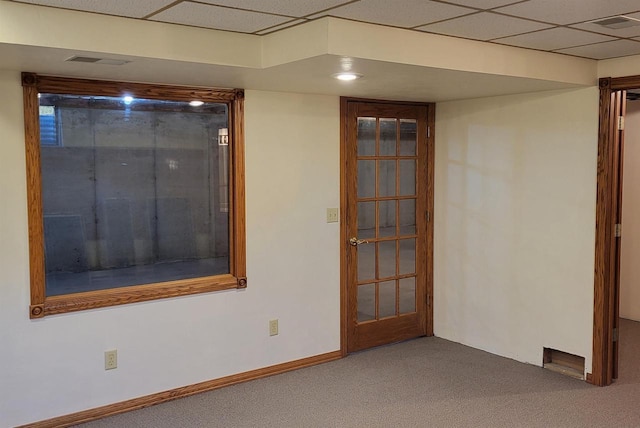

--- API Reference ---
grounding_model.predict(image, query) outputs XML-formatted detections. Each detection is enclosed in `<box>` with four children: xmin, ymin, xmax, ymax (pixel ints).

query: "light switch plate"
<box><xmin>326</xmin><ymin>208</ymin><xmax>339</xmax><ymax>223</ymax></box>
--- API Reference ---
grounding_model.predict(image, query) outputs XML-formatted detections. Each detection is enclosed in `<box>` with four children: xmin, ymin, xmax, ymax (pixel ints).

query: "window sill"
<box><xmin>30</xmin><ymin>274</ymin><xmax>247</xmax><ymax>318</ymax></box>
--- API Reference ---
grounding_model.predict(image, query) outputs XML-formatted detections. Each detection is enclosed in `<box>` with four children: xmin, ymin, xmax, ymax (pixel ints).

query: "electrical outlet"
<box><xmin>104</xmin><ymin>349</ymin><xmax>117</xmax><ymax>370</ymax></box>
<box><xmin>326</xmin><ymin>208</ymin><xmax>339</xmax><ymax>223</ymax></box>
<box><xmin>269</xmin><ymin>319</ymin><xmax>278</xmax><ymax>336</ymax></box>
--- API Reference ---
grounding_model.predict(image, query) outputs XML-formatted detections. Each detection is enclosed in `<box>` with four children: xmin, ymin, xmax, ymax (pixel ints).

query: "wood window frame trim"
<box><xmin>591</xmin><ymin>75</ymin><xmax>640</xmax><ymax>386</ymax></box>
<box><xmin>22</xmin><ymin>73</ymin><xmax>246</xmax><ymax>319</ymax></box>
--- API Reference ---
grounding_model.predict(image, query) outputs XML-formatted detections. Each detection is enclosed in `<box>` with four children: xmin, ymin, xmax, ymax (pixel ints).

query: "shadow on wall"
<box><xmin>440</xmin><ymin>123</ymin><xmax>518</xmax><ymax>347</ymax></box>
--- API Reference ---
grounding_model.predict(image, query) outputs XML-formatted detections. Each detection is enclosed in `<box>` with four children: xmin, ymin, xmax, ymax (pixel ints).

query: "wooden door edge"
<box><xmin>340</xmin><ymin>97</ymin><xmax>349</xmax><ymax>357</ymax></box>
<box><xmin>426</xmin><ymin>103</ymin><xmax>435</xmax><ymax>337</ymax></box>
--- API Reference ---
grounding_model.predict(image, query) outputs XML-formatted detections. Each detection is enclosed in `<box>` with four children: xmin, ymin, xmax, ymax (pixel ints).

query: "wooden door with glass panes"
<box><xmin>342</xmin><ymin>99</ymin><xmax>434</xmax><ymax>353</ymax></box>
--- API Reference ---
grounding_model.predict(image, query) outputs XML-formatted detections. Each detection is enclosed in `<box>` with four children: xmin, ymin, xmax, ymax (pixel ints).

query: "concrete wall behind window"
<box><xmin>41</xmin><ymin>108</ymin><xmax>228</xmax><ymax>271</ymax></box>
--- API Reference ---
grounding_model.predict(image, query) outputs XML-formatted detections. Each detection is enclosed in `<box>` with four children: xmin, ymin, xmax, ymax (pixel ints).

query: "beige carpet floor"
<box><xmin>78</xmin><ymin>319</ymin><xmax>640</xmax><ymax>427</ymax></box>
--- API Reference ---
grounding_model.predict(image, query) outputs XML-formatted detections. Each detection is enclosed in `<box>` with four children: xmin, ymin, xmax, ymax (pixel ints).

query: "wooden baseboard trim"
<box><xmin>21</xmin><ymin>350</ymin><xmax>342</xmax><ymax>428</ymax></box>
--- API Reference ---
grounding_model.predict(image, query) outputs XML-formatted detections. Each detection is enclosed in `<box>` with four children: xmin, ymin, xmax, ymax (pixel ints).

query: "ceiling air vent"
<box><xmin>66</xmin><ymin>56</ymin><xmax>130</xmax><ymax>66</ymax></box>
<box><xmin>591</xmin><ymin>16</ymin><xmax>640</xmax><ymax>29</ymax></box>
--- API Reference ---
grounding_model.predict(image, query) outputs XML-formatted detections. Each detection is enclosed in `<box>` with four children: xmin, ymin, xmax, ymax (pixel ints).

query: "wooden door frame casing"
<box><xmin>592</xmin><ymin>75</ymin><xmax>640</xmax><ymax>386</ymax></box>
<box><xmin>339</xmin><ymin>97</ymin><xmax>435</xmax><ymax>356</ymax></box>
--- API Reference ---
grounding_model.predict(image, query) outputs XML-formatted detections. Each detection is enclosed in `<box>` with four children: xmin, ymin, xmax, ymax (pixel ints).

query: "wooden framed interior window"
<box><xmin>22</xmin><ymin>73</ymin><xmax>246</xmax><ymax>318</ymax></box>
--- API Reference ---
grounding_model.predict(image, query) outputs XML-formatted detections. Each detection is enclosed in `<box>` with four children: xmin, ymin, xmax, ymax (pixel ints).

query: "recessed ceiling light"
<box><xmin>189</xmin><ymin>100</ymin><xmax>204</xmax><ymax>107</ymax></box>
<box><xmin>333</xmin><ymin>72</ymin><xmax>363</xmax><ymax>81</ymax></box>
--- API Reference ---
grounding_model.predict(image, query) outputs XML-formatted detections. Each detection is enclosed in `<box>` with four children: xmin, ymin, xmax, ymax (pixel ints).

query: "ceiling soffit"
<box><xmin>0</xmin><ymin>1</ymin><xmax>601</xmax><ymax>100</ymax></box>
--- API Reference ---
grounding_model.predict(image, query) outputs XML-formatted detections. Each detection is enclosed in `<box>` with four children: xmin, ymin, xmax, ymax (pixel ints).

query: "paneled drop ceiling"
<box><xmin>9</xmin><ymin>0</ymin><xmax>640</xmax><ymax>60</ymax></box>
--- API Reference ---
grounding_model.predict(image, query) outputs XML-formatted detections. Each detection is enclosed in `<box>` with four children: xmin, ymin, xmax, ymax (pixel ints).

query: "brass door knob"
<box><xmin>349</xmin><ymin>237</ymin><xmax>369</xmax><ymax>246</ymax></box>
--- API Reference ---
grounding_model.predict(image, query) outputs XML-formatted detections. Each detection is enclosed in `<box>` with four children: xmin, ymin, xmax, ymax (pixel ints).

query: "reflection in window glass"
<box><xmin>39</xmin><ymin>94</ymin><xmax>230</xmax><ymax>296</ymax></box>
<box><xmin>379</xmin><ymin>118</ymin><xmax>397</xmax><ymax>156</ymax></box>
<box><xmin>39</xmin><ymin>105</ymin><xmax>59</xmax><ymax>146</ymax></box>
<box><xmin>399</xmin><ymin>119</ymin><xmax>416</xmax><ymax>156</ymax></box>
<box><xmin>357</xmin><ymin>117</ymin><xmax>376</xmax><ymax>156</ymax></box>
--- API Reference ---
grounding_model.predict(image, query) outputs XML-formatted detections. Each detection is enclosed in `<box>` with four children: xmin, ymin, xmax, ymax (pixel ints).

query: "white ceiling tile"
<box><xmin>416</xmin><ymin>12</ymin><xmax>552</xmax><ymax>41</ymax></box>
<box><xmin>11</xmin><ymin>0</ymin><xmax>176</xmax><ymax>18</ymax></box>
<box><xmin>255</xmin><ymin>19</ymin><xmax>307</xmax><ymax>35</ymax></box>
<box><xmin>494</xmin><ymin>27</ymin><xmax>615</xmax><ymax>51</ymax></box>
<box><xmin>437</xmin><ymin>0</ymin><xmax>524</xmax><ymax>10</ymax></box>
<box><xmin>149</xmin><ymin>3</ymin><xmax>290</xmax><ymax>33</ymax></box>
<box><xmin>194</xmin><ymin>0</ymin><xmax>352</xmax><ymax>18</ymax></box>
<box><xmin>494</xmin><ymin>0</ymin><xmax>640</xmax><ymax>25</ymax></box>
<box><xmin>556</xmin><ymin>39</ymin><xmax>640</xmax><ymax>59</ymax></box>
<box><xmin>307</xmin><ymin>0</ymin><xmax>475</xmax><ymax>28</ymax></box>
<box><xmin>570</xmin><ymin>12</ymin><xmax>640</xmax><ymax>38</ymax></box>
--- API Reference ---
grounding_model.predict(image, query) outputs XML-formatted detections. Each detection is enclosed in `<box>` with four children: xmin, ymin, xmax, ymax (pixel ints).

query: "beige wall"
<box><xmin>0</xmin><ymin>70</ymin><xmax>341</xmax><ymax>426</ymax></box>
<box><xmin>0</xmin><ymin>64</ymin><xmax>603</xmax><ymax>425</ymax></box>
<box><xmin>434</xmin><ymin>88</ymin><xmax>599</xmax><ymax>371</ymax></box>
<box><xmin>620</xmin><ymin>100</ymin><xmax>640</xmax><ymax>322</ymax></box>
<box><xmin>598</xmin><ymin>54</ymin><xmax>640</xmax><ymax>79</ymax></box>
<box><xmin>0</xmin><ymin>2</ymin><xmax>617</xmax><ymax>425</ymax></box>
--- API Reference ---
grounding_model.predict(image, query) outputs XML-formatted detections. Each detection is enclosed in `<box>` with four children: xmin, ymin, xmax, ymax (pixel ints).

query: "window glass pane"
<box><xmin>358</xmin><ymin>201</ymin><xmax>376</xmax><ymax>239</ymax></box>
<box><xmin>378</xmin><ymin>200</ymin><xmax>396</xmax><ymax>238</ymax></box>
<box><xmin>399</xmin><ymin>199</ymin><xmax>416</xmax><ymax>236</ymax></box>
<box><xmin>378</xmin><ymin>240</ymin><xmax>396</xmax><ymax>279</ymax></box>
<box><xmin>379</xmin><ymin>280</ymin><xmax>396</xmax><ymax>318</ymax></box>
<box><xmin>358</xmin><ymin>283</ymin><xmax>376</xmax><ymax>322</ymax></box>
<box><xmin>399</xmin><ymin>159</ymin><xmax>416</xmax><ymax>196</ymax></box>
<box><xmin>399</xmin><ymin>277</ymin><xmax>416</xmax><ymax>314</ymax></box>
<box><xmin>357</xmin><ymin>117</ymin><xmax>376</xmax><ymax>156</ymax></box>
<box><xmin>399</xmin><ymin>119</ymin><xmax>416</xmax><ymax>156</ymax></box>
<box><xmin>358</xmin><ymin>243</ymin><xmax>375</xmax><ymax>282</ymax></box>
<box><xmin>378</xmin><ymin>160</ymin><xmax>396</xmax><ymax>197</ymax></box>
<box><xmin>40</xmin><ymin>94</ymin><xmax>229</xmax><ymax>296</ymax></box>
<box><xmin>358</xmin><ymin>160</ymin><xmax>376</xmax><ymax>198</ymax></box>
<box><xmin>380</xmin><ymin>118</ymin><xmax>396</xmax><ymax>156</ymax></box>
<box><xmin>399</xmin><ymin>238</ymin><xmax>416</xmax><ymax>275</ymax></box>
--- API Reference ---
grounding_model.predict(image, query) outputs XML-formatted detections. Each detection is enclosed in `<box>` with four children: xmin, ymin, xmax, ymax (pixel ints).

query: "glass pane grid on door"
<box><xmin>356</xmin><ymin>117</ymin><xmax>418</xmax><ymax>323</ymax></box>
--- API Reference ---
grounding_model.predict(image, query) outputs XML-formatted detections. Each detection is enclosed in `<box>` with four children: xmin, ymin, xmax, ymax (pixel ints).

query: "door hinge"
<box><xmin>615</xmin><ymin>223</ymin><xmax>622</xmax><ymax>238</ymax></box>
<box><xmin>427</xmin><ymin>126</ymin><xmax>431</xmax><ymax>139</ymax></box>
<box><xmin>613</xmin><ymin>327</ymin><xmax>619</xmax><ymax>342</ymax></box>
<box><xmin>426</xmin><ymin>211</ymin><xmax>430</xmax><ymax>222</ymax></box>
<box><xmin>618</xmin><ymin>116</ymin><xmax>625</xmax><ymax>131</ymax></box>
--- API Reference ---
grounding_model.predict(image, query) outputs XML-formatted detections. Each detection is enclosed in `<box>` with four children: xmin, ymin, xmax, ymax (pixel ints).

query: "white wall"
<box><xmin>620</xmin><ymin>100</ymin><xmax>640</xmax><ymax>322</ymax></box>
<box><xmin>434</xmin><ymin>88</ymin><xmax>599</xmax><ymax>370</ymax></box>
<box><xmin>0</xmin><ymin>70</ymin><xmax>341</xmax><ymax>427</ymax></box>
<box><xmin>1</xmin><ymin>62</ymin><xmax>603</xmax><ymax>425</ymax></box>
